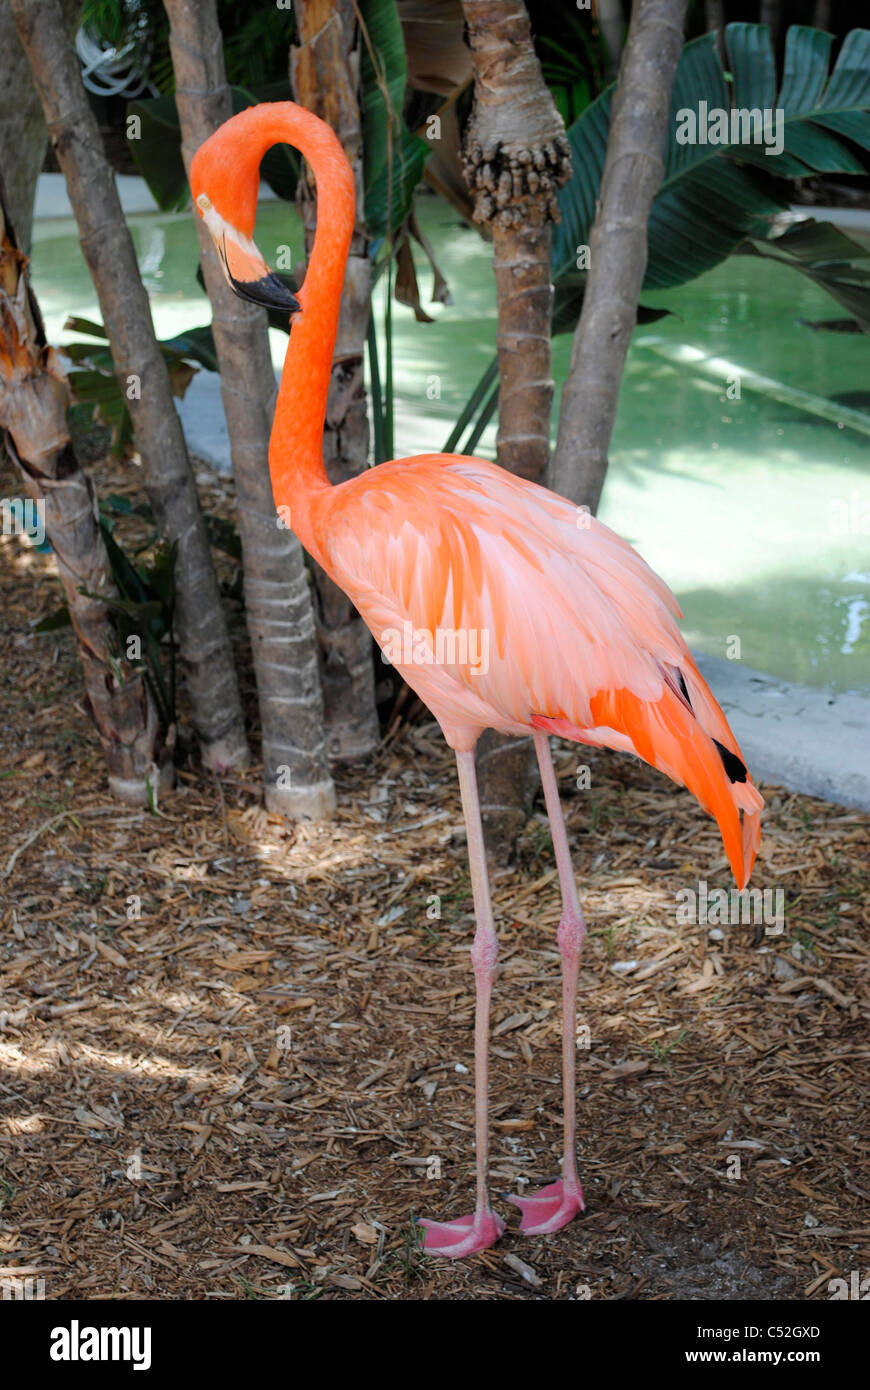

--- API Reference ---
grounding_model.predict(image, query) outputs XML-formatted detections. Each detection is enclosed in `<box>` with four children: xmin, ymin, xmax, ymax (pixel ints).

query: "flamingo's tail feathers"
<box><xmin>659</xmin><ymin>660</ymin><xmax>764</xmax><ymax>887</ymax></box>
<box><xmin>537</xmin><ymin>673</ymin><xmax>763</xmax><ymax>890</ymax></box>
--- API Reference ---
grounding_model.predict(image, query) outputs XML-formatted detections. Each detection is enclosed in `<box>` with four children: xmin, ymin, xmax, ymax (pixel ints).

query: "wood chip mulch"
<box><xmin>1</xmin><ymin>450</ymin><xmax>868</xmax><ymax>1301</ymax></box>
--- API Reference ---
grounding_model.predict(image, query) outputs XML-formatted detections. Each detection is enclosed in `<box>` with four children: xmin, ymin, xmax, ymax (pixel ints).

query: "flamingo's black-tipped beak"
<box><xmin>225</xmin><ymin>260</ymin><xmax>301</xmax><ymax>314</ymax></box>
<box><xmin>216</xmin><ymin>235</ymin><xmax>301</xmax><ymax>315</ymax></box>
<box><xmin>192</xmin><ymin>195</ymin><xmax>301</xmax><ymax>321</ymax></box>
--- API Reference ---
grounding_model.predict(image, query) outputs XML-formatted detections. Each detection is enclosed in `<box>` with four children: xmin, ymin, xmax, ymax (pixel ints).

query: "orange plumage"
<box><xmin>312</xmin><ymin>451</ymin><xmax>762</xmax><ymax>886</ymax></box>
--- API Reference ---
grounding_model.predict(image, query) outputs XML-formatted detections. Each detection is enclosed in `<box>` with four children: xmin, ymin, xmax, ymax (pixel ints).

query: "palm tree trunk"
<box><xmin>0</xmin><ymin>178</ymin><xmax>170</xmax><ymax>803</ymax></box>
<box><xmin>597</xmin><ymin>0</ymin><xmax>625</xmax><ymax>79</ymax></box>
<box><xmin>11</xmin><ymin>0</ymin><xmax>250</xmax><ymax>772</ymax></box>
<box><xmin>460</xmin><ymin>0</ymin><xmax>572</xmax><ymax>861</ymax></box>
<box><xmin>163</xmin><ymin>0</ymin><xmax>335</xmax><ymax>819</ymax></box>
<box><xmin>290</xmin><ymin>0</ymin><xmax>380</xmax><ymax>763</ymax></box>
<box><xmin>0</xmin><ymin>0</ymin><xmax>73</xmax><ymax>251</ymax></box>
<box><xmin>551</xmin><ymin>0</ymin><xmax>687</xmax><ymax>514</ymax></box>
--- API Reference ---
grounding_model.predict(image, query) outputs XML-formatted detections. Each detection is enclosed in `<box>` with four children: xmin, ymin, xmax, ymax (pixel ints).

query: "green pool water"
<box><xmin>30</xmin><ymin>195</ymin><xmax>870</xmax><ymax>695</ymax></box>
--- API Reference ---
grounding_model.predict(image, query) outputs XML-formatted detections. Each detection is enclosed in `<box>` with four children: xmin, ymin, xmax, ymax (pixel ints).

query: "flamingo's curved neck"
<box><xmin>235</xmin><ymin>104</ymin><xmax>355</xmax><ymax>550</ymax></box>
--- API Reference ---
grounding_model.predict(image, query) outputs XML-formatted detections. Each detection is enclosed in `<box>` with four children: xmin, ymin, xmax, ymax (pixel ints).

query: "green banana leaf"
<box><xmin>736</xmin><ymin>219</ymin><xmax>870</xmax><ymax>335</ymax></box>
<box><xmin>160</xmin><ymin>325</ymin><xmax>221</xmax><ymax>374</ymax></box>
<box><xmin>552</xmin><ymin>276</ymin><xmax>672</xmax><ymax>338</ymax></box>
<box><xmin>552</xmin><ymin>24</ymin><xmax>870</xmax><ymax>294</ymax></box>
<box><xmin>97</xmin><ymin>526</ymin><xmax>177</xmax><ymax>730</ymax></box>
<box><xmin>449</xmin><ymin>22</ymin><xmax>870</xmax><ymax>453</ymax></box>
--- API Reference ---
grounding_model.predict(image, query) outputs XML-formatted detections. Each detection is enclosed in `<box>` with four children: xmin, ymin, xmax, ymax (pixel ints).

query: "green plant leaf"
<box><xmin>66</xmin><ymin>323</ymin><xmax>221</xmax><ymax>447</ymax></box>
<box><xmin>160</xmin><ymin>325</ymin><xmax>219</xmax><ymax>373</ymax></box>
<box><xmin>89</xmin><ymin>523</ymin><xmax>178</xmax><ymax>730</ymax></box>
<box><xmin>35</xmin><ymin>605</ymin><xmax>72</xmax><ymax>633</ymax></box>
<box><xmin>552</xmin><ymin>88</ymin><xmax>613</xmax><ymax>282</ymax></box>
<box><xmin>551</xmin><ymin>24</ymin><xmax>870</xmax><ymax>323</ymax></box>
<box><xmin>728</xmin><ymin>24</ymin><xmax>866</xmax><ymax>175</ymax></box>
<box><xmin>100</xmin><ymin>494</ymin><xmax>153</xmax><ymax>521</ymax></box>
<box><xmin>359</xmin><ymin>0</ymin><xmax>430</xmax><ymax>241</ymax></box>
<box><xmin>127</xmin><ymin>93</ymin><xmax>190</xmax><ymax>212</ymax></box>
<box><xmin>66</xmin><ymin>367</ymin><xmax>121</xmax><ymax>402</ymax></box>
<box><xmin>63</xmin><ymin>316</ymin><xmax>109</xmax><ymax>340</ymax></box>
<box><xmin>552</xmin><ymin>272</ymin><xmax>672</xmax><ymax>336</ymax></box>
<box><xmin>99</xmin><ymin>521</ymin><xmax>151</xmax><ymax>608</ymax></box>
<box><xmin>366</xmin><ymin>126</ymin><xmax>430</xmax><ymax>245</ymax></box>
<box><xmin>141</xmin><ymin>540</ymin><xmax>178</xmax><ymax>619</ymax></box>
<box><xmin>737</xmin><ymin>219</ymin><xmax>870</xmax><ymax>335</ymax></box>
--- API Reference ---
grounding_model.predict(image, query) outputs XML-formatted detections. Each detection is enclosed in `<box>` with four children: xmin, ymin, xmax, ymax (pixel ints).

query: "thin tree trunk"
<box><xmin>11</xmin><ymin>0</ymin><xmax>249</xmax><ymax>772</ymax></box>
<box><xmin>704</xmin><ymin>0</ymin><xmax>726</xmax><ymax>64</ymax></box>
<box><xmin>812</xmin><ymin>0</ymin><xmax>832</xmax><ymax>30</ymax></box>
<box><xmin>163</xmin><ymin>0</ymin><xmax>335</xmax><ymax>819</ymax></box>
<box><xmin>0</xmin><ymin>178</ymin><xmax>170</xmax><ymax>803</ymax></box>
<box><xmin>597</xmin><ymin>0</ymin><xmax>625</xmax><ymax>79</ymax></box>
<box><xmin>759</xmin><ymin>0</ymin><xmax>781</xmax><ymax>51</ymax></box>
<box><xmin>552</xmin><ymin>0</ymin><xmax>687</xmax><ymax>514</ymax></box>
<box><xmin>0</xmin><ymin>0</ymin><xmax>79</xmax><ymax>253</ymax></box>
<box><xmin>460</xmin><ymin>0</ymin><xmax>572</xmax><ymax>862</ymax></box>
<box><xmin>290</xmin><ymin>0</ymin><xmax>380</xmax><ymax>763</ymax></box>
<box><xmin>0</xmin><ymin>0</ymin><xmax>46</xmax><ymax>255</ymax></box>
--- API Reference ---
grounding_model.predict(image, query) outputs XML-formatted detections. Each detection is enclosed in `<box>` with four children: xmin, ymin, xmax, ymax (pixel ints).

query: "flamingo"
<box><xmin>190</xmin><ymin>102</ymin><xmax>764</xmax><ymax>1259</ymax></box>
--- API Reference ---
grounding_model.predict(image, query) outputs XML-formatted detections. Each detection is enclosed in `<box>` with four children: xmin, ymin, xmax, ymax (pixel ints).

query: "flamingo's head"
<box><xmin>190</xmin><ymin>143</ymin><xmax>300</xmax><ymax>318</ymax></box>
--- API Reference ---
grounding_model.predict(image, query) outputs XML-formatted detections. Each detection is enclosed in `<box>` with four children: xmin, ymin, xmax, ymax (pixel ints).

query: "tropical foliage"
<box><xmin>117</xmin><ymin>14</ymin><xmax>870</xmax><ymax>456</ymax></box>
<box><xmin>553</xmin><ymin>25</ymin><xmax>870</xmax><ymax>296</ymax></box>
<box><xmin>79</xmin><ymin>0</ymin><xmax>293</xmax><ymax>91</ymax></box>
<box><xmin>456</xmin><ymin>23</ymin><xmax>870</xmax><ymax>451</ymax></box>
<box><xmin>63</xmin><ymin>316</ymin><xmax>218</xmax><ymax>454</ymax></box>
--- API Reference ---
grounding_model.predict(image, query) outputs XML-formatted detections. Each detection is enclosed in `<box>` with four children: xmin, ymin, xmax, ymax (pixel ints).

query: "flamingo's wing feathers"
<box><xmin>319</xmin><ymin>454</ymin><xmax>685</xmax><ymax>729</ymax></box>
<box><xmin>317</xmin><ymin>454</ymin><xmax>762</xmax><ymax>887</ymax></box>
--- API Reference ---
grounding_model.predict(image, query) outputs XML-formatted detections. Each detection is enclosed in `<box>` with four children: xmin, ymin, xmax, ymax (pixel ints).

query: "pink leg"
<box><xmin>418</xmin><ymin>748</ymin><xmax>505</xmax><ymax>1258</ymax></box>
<box><xmin>508</xmin><ymin>731</ymin><xmax>586</xmax><ymax>1235</ymax></box>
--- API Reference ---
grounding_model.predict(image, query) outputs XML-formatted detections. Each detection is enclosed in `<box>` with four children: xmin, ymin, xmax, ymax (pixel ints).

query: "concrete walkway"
<box><xmin>33</xmin><ymin>171</ymin><xmax>277</xmax><ymax>220</ymax></box>
<box><xmin>35</xmin><ymin>171</ymin><xmax>160</xmax><ymax>218</ymax></box>
<box><xmin>694</xmin><ymin>654</ymin><xmax>870</xmax><ymax>811</ymax></box>
<box><xmin>176</xmin><ymin>372</ymin><xmax>237</xmax><ymax>473</ymax></box>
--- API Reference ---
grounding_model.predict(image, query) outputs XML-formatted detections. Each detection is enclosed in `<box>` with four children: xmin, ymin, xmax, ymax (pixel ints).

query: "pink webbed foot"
<box><xmin>506</xmin><ymin>1178</ymin><xmax>585</xmax><ymax>1235</ymax></box>
<box><xmin>417</xmin><ymin>1210</ymin><xmax>506</xmax><ymax>1258</ymax></box>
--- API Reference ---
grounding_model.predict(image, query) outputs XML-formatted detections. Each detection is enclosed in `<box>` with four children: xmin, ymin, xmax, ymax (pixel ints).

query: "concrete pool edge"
<box><xmin>694</xmin><ymin>654</ymin><xmax>870</xmax><ymax>812</ymax></box>
<box><xmin>33</xmin><ymin>172</ymin><xmax>279</xmax><ymax>221</ymax></box>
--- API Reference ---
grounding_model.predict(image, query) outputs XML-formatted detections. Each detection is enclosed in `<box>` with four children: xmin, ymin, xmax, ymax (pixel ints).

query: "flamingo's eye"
<box><xmin>196</xmin><ymin>193</ymin><xmax>212</xmax><ymax>212</ymax></box>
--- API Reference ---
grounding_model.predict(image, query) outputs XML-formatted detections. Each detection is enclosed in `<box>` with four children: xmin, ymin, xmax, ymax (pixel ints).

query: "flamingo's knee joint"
<box><xmin>558</xmin><ymin>912</ymin><xmax>586</xmax><ymax>964</ymax></box>
<box><xmin>470</xmin><ymin>927</ymin><xmax>498</xmax><ymax>976</ymax></box>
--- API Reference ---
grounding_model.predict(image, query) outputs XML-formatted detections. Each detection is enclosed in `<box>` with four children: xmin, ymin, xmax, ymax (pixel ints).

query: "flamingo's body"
<box><xmin>191</xmin><ymin>102</ymin><xmax>763</xmax><ymax>1258</ymax></box>
<box><xmin>315</xmin><ymin>452</ymin><xmax>761</xmax><ymax>877</ymax></box>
